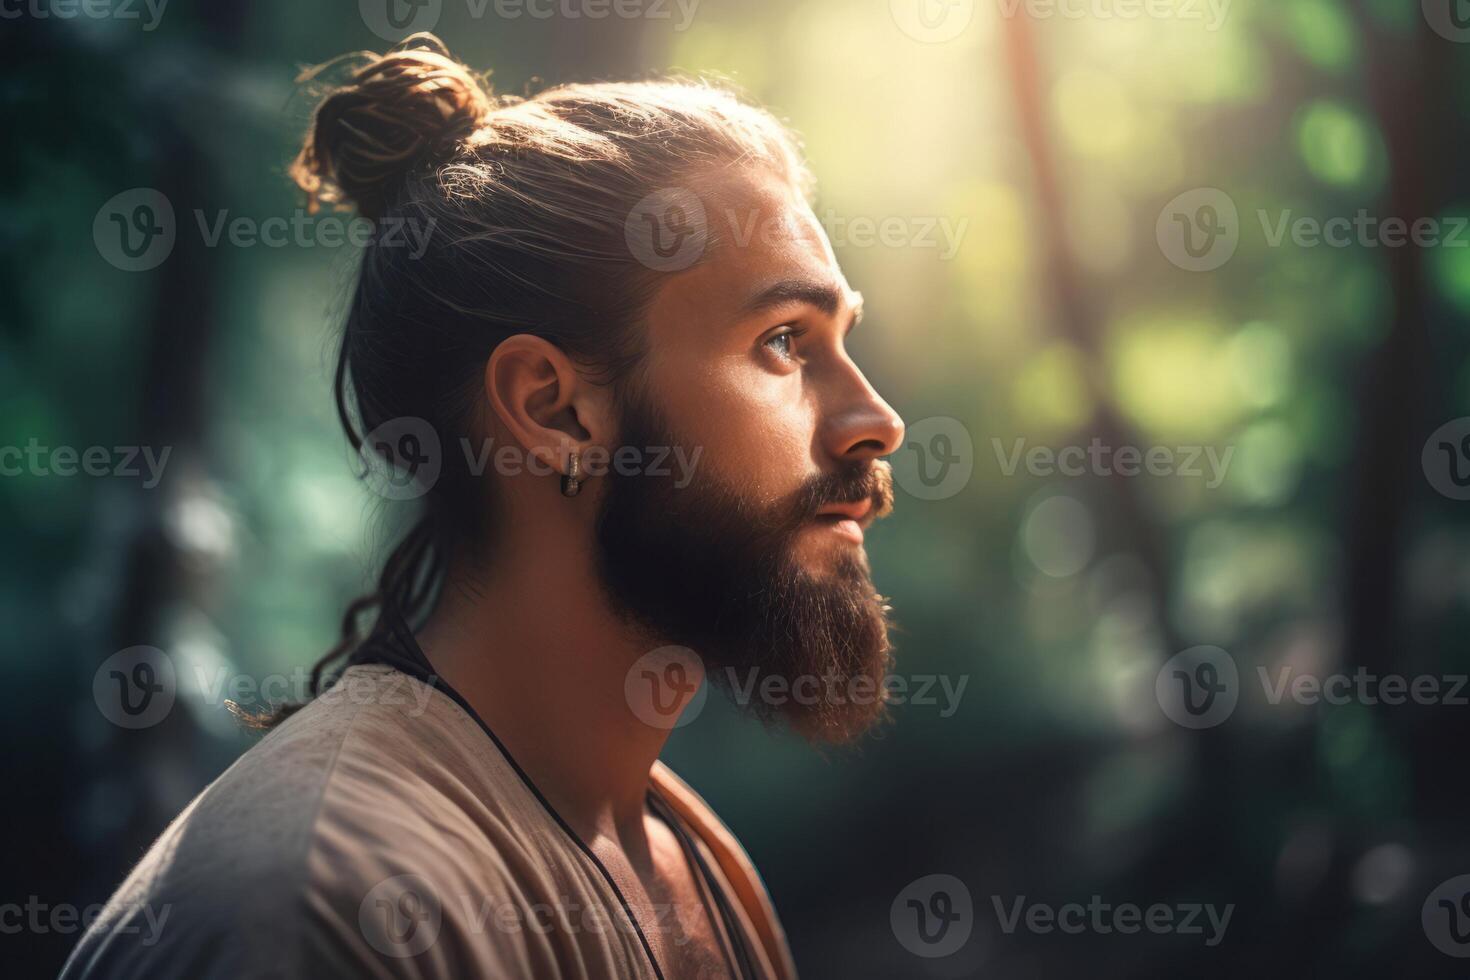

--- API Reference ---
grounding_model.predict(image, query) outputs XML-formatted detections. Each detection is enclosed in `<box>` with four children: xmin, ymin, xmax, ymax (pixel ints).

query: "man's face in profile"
<box><xmin>594</xmin><ymin>170</ymin><xmax>907</xmax><ymax>744</ymax></box>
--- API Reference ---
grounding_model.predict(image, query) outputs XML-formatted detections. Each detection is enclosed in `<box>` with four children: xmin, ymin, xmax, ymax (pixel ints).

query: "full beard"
<box><xmin>593</xmin><ymin>388</ymin><xmax>896</xmax><ymax>744</ymax></box>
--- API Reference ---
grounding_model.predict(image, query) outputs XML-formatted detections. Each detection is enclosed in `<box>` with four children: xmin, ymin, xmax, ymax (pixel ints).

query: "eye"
<box><xmin>763</xmin><ymin>326</ymin><xmax>799</xmax><ymax>360</ymax></box>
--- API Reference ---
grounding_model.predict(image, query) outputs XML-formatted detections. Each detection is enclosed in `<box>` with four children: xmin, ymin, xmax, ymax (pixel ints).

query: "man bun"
<box><xmin>290</xmin><ymin>32</ymin><xmax>490</xmax><ymax>221</ymax></box>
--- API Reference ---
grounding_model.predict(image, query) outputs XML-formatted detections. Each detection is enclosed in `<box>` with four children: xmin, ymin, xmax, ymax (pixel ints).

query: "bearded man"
<box><xmin>65</xmin><ymin>34</ymin><xmax>904</xmax><ymax>980</ymax></box>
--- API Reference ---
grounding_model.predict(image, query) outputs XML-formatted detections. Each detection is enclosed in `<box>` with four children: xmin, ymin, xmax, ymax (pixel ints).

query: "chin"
<box><xmin>777</xmin><ymin>672</ymin><xmax>896</xmax><ymax>746</ymax></box>
<box><xmin>794</xmin><ymin>524</ymin><xmax>871</xmax><ymax>570</ymax></box>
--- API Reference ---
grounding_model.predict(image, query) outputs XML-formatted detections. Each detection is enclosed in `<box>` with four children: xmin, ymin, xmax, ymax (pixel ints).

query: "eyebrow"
<box><xmin>735</xmin><ymin>278</ymin><xmax>864</xmax><ymax>331</ymax></box>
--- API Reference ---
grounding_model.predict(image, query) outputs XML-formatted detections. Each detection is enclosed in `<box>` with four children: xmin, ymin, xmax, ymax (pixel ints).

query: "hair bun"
<box><xmin>291</xmin><ymin>33</ymin><xmax>490</xmax><ymax>221</ymax></box>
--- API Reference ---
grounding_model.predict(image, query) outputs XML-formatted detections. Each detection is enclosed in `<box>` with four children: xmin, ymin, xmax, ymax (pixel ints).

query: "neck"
<box><xmin>415</xmin><ymin>515</ymin><xmax>682</xmax><ymax>846</ymax></box>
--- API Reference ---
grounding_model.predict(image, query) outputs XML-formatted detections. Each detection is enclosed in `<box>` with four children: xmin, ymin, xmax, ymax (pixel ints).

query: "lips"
<box><xmin>815</xmin><ymin>498</ymin><xmax>875</xmax><ymax>525</ymax></box>
<box><xmin>803</xmin><ymin>463</ymin><xmax>894</xmax><ymax>543</ymax></box>
<box><xmin>812</xmin><ymin>498</ymin><xmax>877</xmax><ymax>544</ymax></box>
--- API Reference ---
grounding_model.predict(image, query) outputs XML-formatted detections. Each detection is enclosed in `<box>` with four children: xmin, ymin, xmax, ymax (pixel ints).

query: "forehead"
<box><xmin>639</xmin><ymin>170</ymin><xmax>857</xmax><ymax>342</ymax></box>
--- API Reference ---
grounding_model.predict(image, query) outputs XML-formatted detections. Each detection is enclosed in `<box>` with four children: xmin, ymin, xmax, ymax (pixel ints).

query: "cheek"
<box><xmin>652</xmin><ymin>356</ymin><xmax>815</xmax><ymax>496</ymax></box>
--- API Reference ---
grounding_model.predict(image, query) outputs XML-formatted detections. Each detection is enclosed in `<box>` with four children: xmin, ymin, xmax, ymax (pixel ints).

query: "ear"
<box><xmin>484</xmin><ymin>334</ymin><xmax>613</xmax><ymax>476</ymax></box>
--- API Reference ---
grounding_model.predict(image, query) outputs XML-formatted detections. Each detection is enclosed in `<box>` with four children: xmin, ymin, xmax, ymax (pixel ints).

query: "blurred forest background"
<box><xmin>5</xmin><ymin>0</ymin><xmax>1470</xmax><ymax>976</ymax></box>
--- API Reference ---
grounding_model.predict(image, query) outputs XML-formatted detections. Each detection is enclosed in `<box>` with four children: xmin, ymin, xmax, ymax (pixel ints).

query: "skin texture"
<box><xmin>415</xmin><ymin>169</ymin><xmax>904</xmax><ymax>975</ymax></box>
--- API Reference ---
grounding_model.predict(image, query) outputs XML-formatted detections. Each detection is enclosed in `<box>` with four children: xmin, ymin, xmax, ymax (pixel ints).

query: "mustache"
<box><xmin>790</xmin><ymin>459</ymin><xmax>895</xmax><ymax>523</ymax></box>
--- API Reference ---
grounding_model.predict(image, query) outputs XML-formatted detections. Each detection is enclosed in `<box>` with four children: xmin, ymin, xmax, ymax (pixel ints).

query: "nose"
<box><xmin>821</xmin><ymin>364</ymin><xmax>905</xmax><ymax>465</ymax></box>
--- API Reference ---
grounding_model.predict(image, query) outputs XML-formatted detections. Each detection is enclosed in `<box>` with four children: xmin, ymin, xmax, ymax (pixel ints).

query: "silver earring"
<box><xmin>561</xmin><ymin>451</ymin><xmax>581</xmax><ymax>497</ymax></box>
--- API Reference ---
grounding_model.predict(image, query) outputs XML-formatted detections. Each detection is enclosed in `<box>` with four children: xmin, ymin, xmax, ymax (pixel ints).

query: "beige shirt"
<box><xmin>62</xmin><ymin>664</ymin><xmax>796</xmax><ymax>980</ymax></box>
